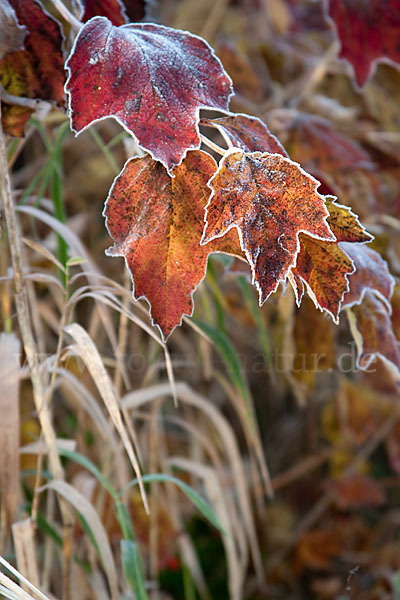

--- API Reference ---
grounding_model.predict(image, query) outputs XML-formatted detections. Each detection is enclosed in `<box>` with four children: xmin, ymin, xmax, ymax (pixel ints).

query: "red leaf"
<box><xmin>327</xmin><ymin>0</ymin><xmax>400</xmax><ymax>87</ymax></box>
<box><xmin>0</xmin><ymin>0</ymin><xmax>65</xmax><ymax>136</ymax></box>
<box><xmin>0</xmin><ymin>0</ymin><xmax>26</xmax><ymax>59</ymax></box>
<box><xmin>349</xmin><ymin>291</ymin><xmax>400</xmax><ymax>374</ymax></box>
<box><xmin>79</xmin><ymin>0</ymin><xmax>146</xmax><ymax>26</ymax></box>
<box><xmin>284</xmin><ymin>113</ymin><xmax>374</xmax><ymax>181</ymax></box>
<box><xmin>292</xmin><ymin>198</ymin><xmax>372</xmax><ymax>320</ymax></box>
<box><xmin>66</xmin><ymin>17</ymin><xmax>233</xmax><ymax>170</ymax></box>
<box><xmin>341</xmin><ymin>244</ymin><xmax>395</xmax><ymax>310</ymax></box>
<box><xmin>201</xmin><ymin>113</ymin><xmax>287</xmax><ymax>155</ymax></box>
<box><xmin>104</xmin><ymin>150</ymin><xmax>242</xmax><ymax>340</ymax></box>
<box><xmin>202</xmin><ymin>150</ymin><xmax>335</xmax><ymax>303</ymax></box>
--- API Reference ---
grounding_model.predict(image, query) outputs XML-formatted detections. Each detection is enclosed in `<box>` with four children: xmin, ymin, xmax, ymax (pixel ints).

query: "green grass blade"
<box><xmin>121</xmin><ymin>473</ymin><xmax>226</xmax><ymax>535</ymax></box>
<box><xmin>120</xmin><ymin>540</ymin><xmax>149</xmax><ymax>600</ymax></box>
<box><xmin>89</xmin><ymin>128</ymin><xmax>120</xmax><ymax>174</ymax></box>
<box><xmin>237</xmin><ymin>275</ymin><xmax>272</xmax><ymax>367</ymax></box>
<box><xmin>57</xmin><ymin>447</ymin><xmax>118</xmax><ymax>500</ymax></box>
<box><xmin>191</xmin><ymin>318</ymin><xmax>250</xmax><ymax>401</ymax></box>
<box><xmin>115</xmin><ymin>501</ymin><xmax>135</xmax><ymax>541</ymax></box>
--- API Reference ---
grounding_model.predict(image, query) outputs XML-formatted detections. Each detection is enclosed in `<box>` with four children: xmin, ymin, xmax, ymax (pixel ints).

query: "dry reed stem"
<box><xmin>0</xmin><ymin>105</ymin><xmax>74</xmax><ymax>599</ymax></box>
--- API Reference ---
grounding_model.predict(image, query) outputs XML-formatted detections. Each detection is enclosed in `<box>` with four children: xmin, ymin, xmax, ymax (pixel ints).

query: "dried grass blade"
<box><xmin>38</xmin><ymin>480</ymin><xmax>119</xmax><ymax>600</ymax></box>
<box><xmin>121</xmin><ymin>382</ymin><xmax>264</xmax><ymax>585</ymax></box>
<box><xmin>0</xmin><ymin>332</ymin><xmax>21</xmax><ymax>532</ymax></box>
<box><xmin>21</xmin><ymin>238</ymin><xmax>65</xmax><ymax>273</ymax></box>
<box><xmin>166</xmin><ymin>456</ymin><xmax>244</xmax><ymax>600</ymax></box>
<box><xmin>12</xmin><ymin>519</ymin><xmax>40</xmax><ymax>597</ymax></box>
<box><xmin>64</xmin><ymin>323</ymin><xmax>148</xmax><ymax>512</ymax></box>
<box><xmin>0</xmin><ymin>556</ymin><xmax>50</xmax><ymax>600</ymax></box>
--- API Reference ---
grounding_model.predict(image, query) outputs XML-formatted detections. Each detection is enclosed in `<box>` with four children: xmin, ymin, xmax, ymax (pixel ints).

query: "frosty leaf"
<box><xmin>201</xmin><ymin>114</ymin><xmax>288</xmax><ymax>155</ymax></box>
<box><xmin>327</xmin><ymin>0</ymin><xmax>400</xmax><ymax>87</ymax></box>
<box><xmin>323</xmin><ymin>197</ymin><xmax>373</xmax><ymax>244</ymax></box>
<box><xmin>293</xmin><ymin>234</ymin><xmax>354</xmax><ymax>322</ymax></box>
<box><xmin>79</xmin><ymin>0</ymin><xmax>146</xmax><ymax>26</ymax></box>
<box><xmin>202</xmin><ymin>149</ymin><xmax>335</xmax><ymax>304</ymax></box>
<box><xmin>66</xmin><ymin>17</ymin><xmax>233</xmax><ymax>170</ymax></box>
<box><xmin>292</xmin><ymin>198</ymin><xmax>372</xmax><ymax>320</ymax></box>
<box><xmin>288</xmin><ymin>270</ymin><xmax>304</xmax><ymax>305</ymax></box>
<box><xmin>0</xmin><ymin>0</ymin><xmax>26</xmax><ymax>59</ymax></box>
<box><xmin>348</xmin><ymin>291</ymin><xmax>400</xmax><ymax>374</ymax></box>
<box><xmin>104</xmin><ymin>150</ymin><xmax>242</xmax><ymax>340</ymax></box>
<box><xmin>0</xmin><ymin>0</ymin><xmax>65</xmax><ymax>136</ymax></box>
<box><xmin>340</xmin><ymin>243</ymin><xmax>395</xmax><ymax>310</ymax></box>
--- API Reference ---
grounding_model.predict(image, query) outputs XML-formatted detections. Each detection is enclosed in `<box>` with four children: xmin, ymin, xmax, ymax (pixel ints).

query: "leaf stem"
<box><xmin>200</xmin><ymin>134</ymin><xmax>226</xmax><ymax>156</ymax></box>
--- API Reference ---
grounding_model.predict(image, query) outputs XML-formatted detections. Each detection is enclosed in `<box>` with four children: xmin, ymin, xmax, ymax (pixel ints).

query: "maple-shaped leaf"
<box><xmin>0</xmin><ymin>0</ymin><xmax>65</xmax><ymax>136</ymax></box>
<box><xmin>340</xmin><ymin>243</ymin><xmax>395</xmax><ymax>310</ymax></box>
<box><xmin>323</xmin><ymin>198</ymin><xmax>373</xmax><ymax>244</ymax></box>
<box><xmin>104</xmin><ymin>150</ymin><xmax>242</xmax><ymax>340</ymax></box>
<box><xmin>294</xmin><ymin>235</ymin><xmax>354</xmax><ymax>322</ymax></box>
<box><xmin>79</xmin><ymin>0</ymin><xmax>146</xmax><ymax>26</ymax></box>
<box><xmin>65</xmin><ymin>17</ymin><xmax>233</xmax><ymax>171</ymax></box>
<box><xmin>201</xmin><ymin>113</ymin><xmax>287</xmax><ymax>155</ymax></box>
<box><xmin>201</xmin><ymin>150</ymin><xmax>335</xmax><ymax>303</ymax></box>
<box><xmin>292</xmin><ymin>198</ymin><xmax>372</xmax><ymax>320</ymax></box>
<box><xmin>349</xmin><ymin>291</ymin><xmax>400</xmax><ymax>374</ymax></box>
<box><xmin>327</xmin><ymin>0</ymin><xmax>400</xmax><ymax>87</ymax></box>
<box><xmin>0</xmin><ymin>0</ymin><xmax>26</xmax><ymax>60</ymax></box>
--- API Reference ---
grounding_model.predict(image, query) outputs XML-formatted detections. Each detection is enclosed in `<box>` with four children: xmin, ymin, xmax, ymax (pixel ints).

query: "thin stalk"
<box><xmin>200</xmin><ymin>134</ymin><xmax>226</xmax><ymax>156</ymax></box>
<box><xmin>0</xmin><ymin>105</ymin><xmax>73</xmax><ymax>600</ymax></box>
<box><xmin>48</xmin><ymin>0</ymin><xmax>82</xmax><ymax>30</ymax></box>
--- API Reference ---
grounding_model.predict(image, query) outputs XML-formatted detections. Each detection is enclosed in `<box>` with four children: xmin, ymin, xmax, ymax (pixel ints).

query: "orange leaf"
<box><xmin>202</xmin><ymin>150</ymin><xmax>335</xmax><ymax>304</ymax></box>
<box><xmin>104</xmin><ymin>150</ymin><xmax>242</xmax><ymax>340</ymax></box>
<box><xmin>294</xmin><ymin>234</ymin><xmax>354</xmax><ymax>321</ymax></box>
<box><xmin>295</xmin><ymin>529</ymin><xmax>343</xmax><ymax>571</ymax></box>
<box><xmin>292</xmin><ymin>198</ymin><xmax>372</xmax><ymax>320</ymax></box>
<box><xmin>328</xmin><ymin>475</ymin><xmax>386</xmax><ymax>510</ymax></box>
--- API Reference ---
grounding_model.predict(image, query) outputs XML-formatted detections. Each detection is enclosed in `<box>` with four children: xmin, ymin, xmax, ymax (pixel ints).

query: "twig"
<box><xmin>200</xmin><ymin>134</ymin><xmax>226</xmax><ymax>157</ymax></box>
<box><xmin>0</xmin><ymin>87</ymin><xmax>48</xmax><ymax>111</ymax></box>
